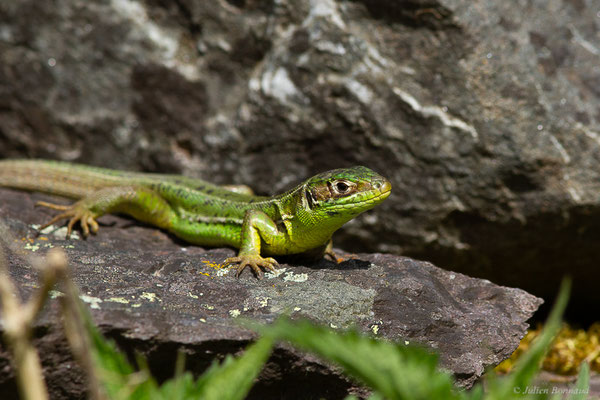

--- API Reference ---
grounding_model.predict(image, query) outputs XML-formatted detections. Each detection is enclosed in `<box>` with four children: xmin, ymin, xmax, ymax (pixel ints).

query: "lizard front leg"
<box><xmin>36</xmin><ymin>186</ymin><xmax>175</xmax><ymax>238</ymax></box>
<box><xmin>224</xmin><ymin>209</ymin><xmax>283</xmax><ymax>278</ymax></box>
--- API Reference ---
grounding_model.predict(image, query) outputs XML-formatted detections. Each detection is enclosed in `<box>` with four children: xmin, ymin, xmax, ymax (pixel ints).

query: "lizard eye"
<box><xmin>334</xmin><ymin>181</ymin><xmax>349</xmax><ymax>193</ymax></box>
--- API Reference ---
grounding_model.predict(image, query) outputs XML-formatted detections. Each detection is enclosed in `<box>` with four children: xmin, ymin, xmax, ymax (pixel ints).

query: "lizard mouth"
<box><xmin>362</xmin><ymin>186</ymin><xmax>391</xmax><ymax>204</ymax></box>
<box><xmin>325</xmin><ymin>182</ymin><xmax>391</xmax><ymax>211</ymax></box>
<box><xmin>359</xmin><ymin>179</ymin><xmax>391</xmax><ymax>205</ymax></box>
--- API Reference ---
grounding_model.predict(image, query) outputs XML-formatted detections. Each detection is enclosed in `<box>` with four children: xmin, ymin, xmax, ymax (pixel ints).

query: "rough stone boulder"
<box><xmin>0</xmin><ymin>0</ymin><xmax>598</xmax><ymax>316</ymax></box>
<box><xmin>0</xmin><ymin>188</ymin><xmax>542</xmax><ymax>398</ymax></box>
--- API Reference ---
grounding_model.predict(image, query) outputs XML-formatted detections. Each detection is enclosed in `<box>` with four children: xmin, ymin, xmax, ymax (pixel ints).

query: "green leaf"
<box><xmin>258</xmin><ymin>319</ymin><xmax>463</xmax><ymax>400</ymax></box>
<box><xmin>464</xmin><ymin>382</ymin><xmax>484</xmax><ymax>400</ymax></box>
<box><xmin>185</xmin><ymin>336</ymin><xmax>274</xmax><ymax>400</ymax></box>
<box><xmin>157</xmin><ymin>372</ymin><xmax>196</xmax><ymax>400</ymax></box>
<box><xmin>484</xmin><ymin>278</ymin><xmax>571</xmax><ymax>400</ymax></box>
<box><xmin>78</xmin><ymin>300</ymin><xmax>160</xmax><ymax>400</ymax></box>
<box><xmin>568</xmin><ymin>362</ymin><xmax>590</xmax><ymax>400</ymax></box>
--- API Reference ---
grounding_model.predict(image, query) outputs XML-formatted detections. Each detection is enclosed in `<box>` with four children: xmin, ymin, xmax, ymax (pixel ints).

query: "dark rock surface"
<box><xmin>0</xmin><ymin>188</ymin><xmax>542</xmax><ymax>397</ymax></box>
<box><xmin>0</xmin><ymin>0</ymin><xmax>598</xmax><ymax>317</ymax></box>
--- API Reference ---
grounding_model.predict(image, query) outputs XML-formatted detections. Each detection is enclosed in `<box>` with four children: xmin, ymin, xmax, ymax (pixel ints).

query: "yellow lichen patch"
<box><xmin>200</xmin><ymin>260</ymin><xmax>231</xmax><ymax>277</ymax></box>
<box><xmin>56</xmin><ymin>227</ymin><xmax>79</xmax><ymax>240</ymax></box>
<box><xmin>24</xmin><ymin>242</ymin><xmax>41</xmax><ymax>252</ymax></box>
<box><xmin>265</xmin><ymin>268</ymin><xmax>286</xmax><ymax>279</ymax></box>
<box><xmin>371</xmin><ymin>324</ymin><xmax>380</xmax><ymax>335</ymax></box>
<box><xmin>496</xmin><ymin>323</ymin><xmax>600</xmax><ymax>375</ymax></box>
<box><xmin>140</xmin><ymin>292</ymin><xmax>160</xmax><ymax>303</ymax></box>
<box><xmin>21</xmin><ymin>237</ymin><xmax>55</xmax><ymax>251</ymax></box>
<box><xmin>283</xmin><ymin>272</ymin><xmax>308</xmax><ymax>282</ymax></box>
<box><xmin>201</xmin><ymin>260</ymin><xmax>226</xmax><ymax>270</ymax></box>
<box><xmin>107</xmin><ymin>297</ymin><xmax>130</xmax><ymax>304</ymax></box>
<box><xmin>370</xmin><ymin>320</ymin><xmax>383</xmax><ymax>336</ymax></box>
<box><xmin>80</xmin><ymin>295</ymin><xmax>103</xmax><ymax>310</ymax></box>
<box><xmin>256</xmin><ymin>296</ymin><xmax>270</xmax><ymax>308</ymax></box>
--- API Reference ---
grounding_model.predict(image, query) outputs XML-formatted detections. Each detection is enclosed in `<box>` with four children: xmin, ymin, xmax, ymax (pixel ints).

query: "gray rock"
<box><xmin>0</xmin><ymin>188</ymin><xmax>541</xmax><ymax>398</ymax></box>
<box><xmin>0</xmin><ymin>0</ymin><xmax>595</xmax><ymax>313</ymax></box>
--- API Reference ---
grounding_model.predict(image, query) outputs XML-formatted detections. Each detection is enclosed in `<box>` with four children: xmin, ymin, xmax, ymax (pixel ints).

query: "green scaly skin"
<box><xmin>0</xmin><ymin>159</ymin><xmax>392</xmax><ymax>278</ymax></box>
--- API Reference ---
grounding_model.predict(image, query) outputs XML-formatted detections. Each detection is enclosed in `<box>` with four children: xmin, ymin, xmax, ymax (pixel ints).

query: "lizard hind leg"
<box><xmin>35</xmin><ymin>186</ymin><xmax>175</xmax><ymax>239</ymax></box>
<box><xmin>36</xmin><ymin>200</ymin><xmax>99</xmax><ymax>238</ymax></box>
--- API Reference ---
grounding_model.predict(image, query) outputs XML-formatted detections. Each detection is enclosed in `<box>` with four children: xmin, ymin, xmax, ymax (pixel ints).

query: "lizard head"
<box><xmin>301</xmin><ymin>166</ymin><xmax>391</xmax><ymax>221</ymax></box>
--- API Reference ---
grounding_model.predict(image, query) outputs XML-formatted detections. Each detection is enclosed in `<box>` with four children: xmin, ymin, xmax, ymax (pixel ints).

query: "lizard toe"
<box><xmin>66</xmin><ymin>216</ymin><xmax>79</xmax><ymax>238</ymax></box>
<box><xmin>235</xmin><ymin>260</ymin><xmax>251</xmax><ymax>278</ymax></box>
<box><xmin>35</xmin><ymin>201</ymin><xmax>71</xmax><ymax>211</ymax></box>
<box><xmin>80</xmin><ymin>216</ymin><xmax>90</xmax><ymax>237</ymax></box>
<box><xmin>324</xmin><ymin>249</ymin><xmax>339</xmax><ymax>262</ymax></box>
<box><xmin>88</xmin><ymin>216</ymin><xmax>99</xmax><ymax>233</ymax></box>
<box><xmin>227</xmin><ymin>255</ymin><xmax>278</xmax><ymax>278</ymax></box>
<box><xmin>224</xmin><ymin>256</ymin><xmax>241</xmax><ymax>268</ymax></box>
<box><xmin>39</xmin><ymin>211</ymin><xmax>72</xmax><ymax>232</ymax></box>
<box><xmin>262</xmin><ymin>258</ymin><xmax>278</xmax><ymax>272</ymax></box>
<box><xmin>250</xmin><ymin>263</ymin><xmax>264</xmax><ymax>279</ymax></box>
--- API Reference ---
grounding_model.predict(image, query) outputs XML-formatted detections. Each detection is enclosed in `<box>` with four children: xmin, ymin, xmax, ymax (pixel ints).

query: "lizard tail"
<box><xmin>0</xmin><ymin>159</ymin><xmax>126</xmax><ymax>199</ymax></box>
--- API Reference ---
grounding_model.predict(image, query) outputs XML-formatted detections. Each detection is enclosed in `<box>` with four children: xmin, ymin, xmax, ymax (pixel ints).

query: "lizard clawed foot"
<box><xmin>322</xmin><ymin>239</ymin><xmax>341</xmax><ymax>263</ymax></box>
<box><xmin>324</xmin><ymin>248</ymin><xmax>339</xmax><ymax>262</ymax></box>
<box><xmin>224</xmin><ymin>255</ymin><xmax>279</xmax><ymax>279</ymax></box>
<box><xmin>35</xmin><ymin>201</ymin><xmax>100</xmax><ymax>238</ymax></box>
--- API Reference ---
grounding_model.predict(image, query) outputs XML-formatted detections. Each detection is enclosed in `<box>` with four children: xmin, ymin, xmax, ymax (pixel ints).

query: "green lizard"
<box><xmin>0</xmin><ymin>159</ymin><xmax>391</xmax><ymax>277</ymax></box>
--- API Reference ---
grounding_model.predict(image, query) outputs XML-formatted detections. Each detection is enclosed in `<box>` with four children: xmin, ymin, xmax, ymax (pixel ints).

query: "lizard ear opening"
<box><xmin>305</xmin><ymin>189</ymin><xmax>316</xmax><ymax>210</ymax></box>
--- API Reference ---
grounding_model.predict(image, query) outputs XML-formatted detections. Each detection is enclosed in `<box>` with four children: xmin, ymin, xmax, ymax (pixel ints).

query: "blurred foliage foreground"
<box><xmin>0</xmin><ymin>244</ymin><xmax>592</xmax><ymax>400</ymax></box>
